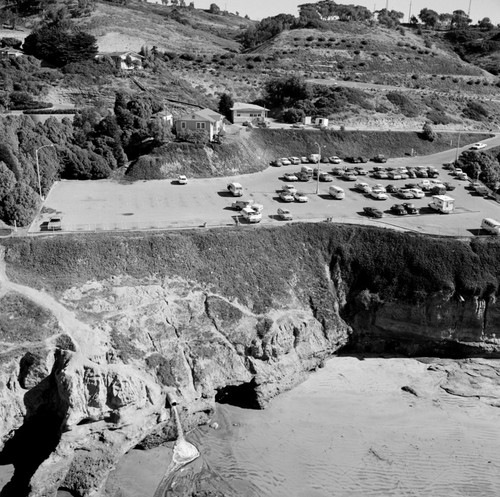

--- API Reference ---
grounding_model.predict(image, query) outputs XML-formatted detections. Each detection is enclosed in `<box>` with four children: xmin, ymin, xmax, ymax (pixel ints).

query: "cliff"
<box><xmin>1</xmin><ymin>224</ymin><xmax>500</xmax><ymax>496</ymax></box>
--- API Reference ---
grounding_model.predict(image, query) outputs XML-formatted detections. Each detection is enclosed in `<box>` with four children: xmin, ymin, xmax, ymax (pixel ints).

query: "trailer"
<box><xmin>429</xmin><ymin>195</ymin><xmax>455</xmax><ymax>214</ymax></box>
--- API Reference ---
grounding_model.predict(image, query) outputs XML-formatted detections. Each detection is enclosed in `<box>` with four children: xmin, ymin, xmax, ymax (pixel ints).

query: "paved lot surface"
<box><xmin>34</xmin><ymin>134</ymin><xmax>500</xmax><ymax>237</ymax></box>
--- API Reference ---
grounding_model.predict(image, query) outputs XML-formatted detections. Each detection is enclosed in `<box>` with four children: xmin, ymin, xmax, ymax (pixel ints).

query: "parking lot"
<box><xmin>34</xmin><ymin>136</ymin><xmax>500</xmax><ymax>238</ymax></box>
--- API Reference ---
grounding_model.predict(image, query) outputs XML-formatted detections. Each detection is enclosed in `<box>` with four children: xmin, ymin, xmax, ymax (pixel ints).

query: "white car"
<box><xmin>283</xmin><ymin>173</ymin><xmax>298</xmax><ymax>182</ymax></box>
<box><xmin>177</xmin><ymin>174</ymin><xmax>188</xmax><ymax>185</ymax></box>
<box><xmin>47</xmin><ymin>216</ymin><xmax>62</xmax><ymax>231</ymax></box>
<box><xmin>372</xmin><ymin>184</ymin><xmax>386</xmax><ymax>193</ymax></box>
<box><xmin>329</xmin><ymin>156</ymin><xmax>342</xmax><ymax>164</ymax></box>
<box><xmin>289</xmin><ymin>157</ymin><xmax>301</xmax><ymax>165</ymax></box>
<box><xmin>280</xmin><ymin>158</ymin><xmax>292</xmax><ymax>165</ymax></box>
<box><xmin>241</xmin><ymin>206</ymin><xmax>262</xmax><ymax>223</ymax></box>
<box><xmin>354</xmin><ymin>182</ymin><xmax>371</xmax><ymax>193</ymax></box>
<box><xmin>408</xmin><ymin>188</ymin><xmax>425</xmax><ymax>199</ymax></box>
<box><xmin>282</xmin><ymin>184</ymin><xmax>297</xmax><ymax>195</ymax></box>
<box><xmin>277</xmin><ymin>208</ymin><xmax>293</xmax><ymax>220</ymax></box>
<box><xmin>370</xmin><ymin>191</ymin><xmax>388</xmax><ymax>200</ymax></box>
<box><xmin>279</xmin><ymin>191</ymin><xmax>294</xmax><ymax>202</ymax></box>
<box><xmin>470</xmin><ymin>142</ymin><xmax>487</xmax><ymax>150</ymax></box>
<box><xmin>294</xmin><ymin>192</ymin><xmax>309</xmax><ymax>202</ymax></box>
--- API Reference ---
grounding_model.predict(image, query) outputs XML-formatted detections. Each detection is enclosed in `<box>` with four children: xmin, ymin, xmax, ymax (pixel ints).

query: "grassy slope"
<box><xmin>4</xmin><ymin>226</ymin><xmax>500</xmax><ymax>316</ymax></box>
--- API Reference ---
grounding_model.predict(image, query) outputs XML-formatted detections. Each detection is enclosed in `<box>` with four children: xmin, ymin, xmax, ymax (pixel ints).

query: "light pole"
<box><xmin>454</xmin><ymin>128</ymin><xmax>462</xmax><ymax>165</ymax></box>
<box><xmin>314</xmin><ymin>141</ymin><xmax>321</xmax><ymax>194</ymax></box>
<box><xmin>35</xmin><ymin>144</ymin><xmax>55</xmax><ymax>200</ymax></box>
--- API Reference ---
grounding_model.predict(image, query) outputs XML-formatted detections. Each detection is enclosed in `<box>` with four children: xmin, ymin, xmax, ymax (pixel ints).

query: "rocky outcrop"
<box><xmin>1</xmin><ymin>225</ymin><xmax>500</xmax><ymax>496</ymax></box>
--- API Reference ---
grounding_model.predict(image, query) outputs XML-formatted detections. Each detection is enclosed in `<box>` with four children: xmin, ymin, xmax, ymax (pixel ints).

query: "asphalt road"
<box><xmin>35</xmin><ymin>134</ymin><xmax>500</xmax><ymax>237</ymax></box>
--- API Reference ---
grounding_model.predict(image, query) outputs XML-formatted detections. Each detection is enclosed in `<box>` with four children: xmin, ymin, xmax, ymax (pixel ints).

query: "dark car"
<box><xmin>373</xmin><ymin>154</ymin><xmax>387</xmax><ymax>163</ymax></box>
<box><xmin>403</xmin><ymin>203</ymin><xmax>420</xmax><ymax>215</ymax></box>
<box><xmin>346</xmin><ymin>156</ymin><xmax>362</xmax><ymax>164</ymax></box>
<box><xmin>416</xmin><ymin>170</ymin><xmax>428</xmax><ymax>178</ymax></box>
<box><xmin>443</xmin><ymin>182</ymin><xmax>456</xmax><ymax>191</ymax></box>
<box><xmin>405</xmin><ymin>183</ymin><xmax>418</xmax><ymax>189</ymax></box>
<box><xmin>363</xmin><ymin>206</ymin><xmax>384</xmax><ymax>218</ymax></box>
<box><xmin>390</xmin><ymin>204</ymin><xmax>407</xmax><ymax>215</ymax></box>
<box><xmin>430</xmin><ymin>186</ymin><xmax>447</xmax><ymax>195</ymax></box>
<box><xmin>386</xmin><ymin>184</ymin><xmax>399</xmax><ymax>193</ymax></box>
<box><xmin>358</xmin><ymin>156</ymin><xmax>369</xmax><ymax>163</ymax></box>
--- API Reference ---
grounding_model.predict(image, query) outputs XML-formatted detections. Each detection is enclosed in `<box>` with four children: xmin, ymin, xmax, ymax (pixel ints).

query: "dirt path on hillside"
<box><xmin>0</xmin><ymin>246</ymin><xmax>107</xmax><ymax>362</ymax></box>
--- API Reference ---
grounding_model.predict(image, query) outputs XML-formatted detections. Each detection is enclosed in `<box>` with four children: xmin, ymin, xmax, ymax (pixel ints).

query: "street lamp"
<box><xmin>454</xmin><ymin>123</ymin><xmax>463</xmax><ymax>165</ymax></box>
<box><xmin>35</xmin><ymin>144</ymin><xmax>55</xmax><ymax>200</ymax></box>
<box><xmin>314</xmin><ymin>141</ymin><xmax>321</xmax><ymax>194</ymax></box>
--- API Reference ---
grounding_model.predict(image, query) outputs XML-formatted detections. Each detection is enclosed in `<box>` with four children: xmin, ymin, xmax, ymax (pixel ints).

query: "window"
<box><xmin>237</xmin><ymin>114</ymin><xmax>241</xmax><ymax>117</ymax></box>
<box><xmin>181</xmin><ymin>122</ymin><xmax>186</xmax><ymax>129</ymax></box>
<box><xmin>196</xmin><ymin>122</ymin><xmax>206</xmax><ymax>129</ymax></box>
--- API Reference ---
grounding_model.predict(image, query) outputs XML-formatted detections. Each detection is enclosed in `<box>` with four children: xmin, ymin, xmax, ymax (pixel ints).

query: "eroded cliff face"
<box><xmin>1</xmin><ymin>225</ymin><xmax>500</xmax><ymax>496</ymax></box>
<box><xmin>0</xmin><ymin>256</ymin><xmax>349</xmax><ymax>496</ymax></box>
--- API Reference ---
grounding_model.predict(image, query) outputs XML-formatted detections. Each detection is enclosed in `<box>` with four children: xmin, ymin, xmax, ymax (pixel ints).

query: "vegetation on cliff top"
<box><xmin>3</xmin><ymin>225</ymin><xmax>500</xmax><ymax>316</ymax></box>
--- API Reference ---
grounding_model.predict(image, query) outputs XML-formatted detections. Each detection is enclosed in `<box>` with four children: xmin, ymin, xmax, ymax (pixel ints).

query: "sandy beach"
<box><xmin>101</xmin><ymin>356</ymin><xmax>500</xmax><ymax>497</ymax></box>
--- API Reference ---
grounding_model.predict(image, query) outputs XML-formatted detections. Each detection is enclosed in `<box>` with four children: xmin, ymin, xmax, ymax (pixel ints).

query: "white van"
<box><xmin>241</xmin><ymin>206</ymin><xmax>262</xmax><ymax>223</ymax></box>
<box><xmin>481</xmin><ymin>218</ymin><xmax>500</xmax><ymax>235</ymax></box>
<box><xmin>301</xmin><ymin>165</ymin><xmax>313</xmax><ymax>176</ymax></box>
<box><xmin>329</xmin><ymin>185</ymin><xmax>345</xmax><ymax>199</ymax></box>
<box><xmin>227</xmin><ymin>182</ymin><xmax>243</xmax><ymax>197</ymax></box>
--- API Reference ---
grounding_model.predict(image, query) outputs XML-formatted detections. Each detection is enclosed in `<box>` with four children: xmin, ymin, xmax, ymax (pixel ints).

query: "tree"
<box><xmin>409</xmin><ymin>15</ymin><xmax>418</xmax><ymax>25</ymax></box>
<box><xmin>209</xmin><ymin>3</ymin><xmax>220</xmax><ymax>14</ymax></box>
<box><xmin>478</xmin><ymin>17</ymin><xmax>493</xmax><ymax>30</ymax></box>
<box><xmin>377</xmin><ymin>9</ymin><xmax>404</xmax><ymax>29</ymax></box>
<box><xmin>0</xmin><ymin>161</ymin><xmax>16</xmax><ymax>201</ymax></box>
<box><xmin>282</xmin><ymin>108</ymin><xmax>305</xmax><ymax>124</ymax></box>
<box><xmin>0</xmin><ymin>183</ymin><xmax>39</xmax><ymax>227</ymax></box>
<box><xmin>422</xmin><ymin>122</ymin><xmax>436</xmax><ymax>141</ymax></box>
<box><xmin>264</xmin><ymin>75</ymin><xmax>311</xmax><ymax>108</ymax></box>
<box><xmin>218</xmin><ymin>93</ymin><xmax>234</xmax><ymax>123</ymax></box>
<box><xmin>451</xmin><ymin>10</ymin><xmax>471</xmax><ymax>30</ymax></box>
<box><xmin>418</xmin><ymin>8</ymin><xmax>439</xmax><ymax>28</ymax></box>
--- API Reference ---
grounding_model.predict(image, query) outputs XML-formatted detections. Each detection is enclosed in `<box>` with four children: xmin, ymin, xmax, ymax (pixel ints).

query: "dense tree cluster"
<box><xmin>457</xmin><ymin>149</ymin><xmax>500</xmax><ymax>191</ymax></box>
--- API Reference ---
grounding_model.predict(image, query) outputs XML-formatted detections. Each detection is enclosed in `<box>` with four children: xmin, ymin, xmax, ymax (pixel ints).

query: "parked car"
<box><xmin>277</xmin><ymin>208</ymin><xmax>293</xmax><ymax>220</ymax></box>
<box><xmin>346</xmin><ymin>156</ymin><xmax>362</xmax><ymax>163</ymax></box>
<box><xmin>297</xmin><ymin>171</ymin><xmax>311</xmax><ymax>181</ymax></box>
<box><xmin>319</xmin><ymin>172</ymin><xmax>334</xmax><ymax>182</ymax></box>
<box><xmin>403</xmin><ymin>203</ymin><xmax>420</xmax><ymax>215</ymax></box>
<box><xmin>354</xmin><ymin>167</ymin><xmax>368</xmax><ymax>175</ymax></box>
<box><xmin>373</xmin><ymin>170</ymin><xmax>389</xmax><ymax>179</ymax></box>
<box><xmin>408</xmin><ymin>188</ymin><xmax>425</xmax><ymax>199</ymax></box>
<box><xmin>386</xmin><ymin>184</ymin><xmax>399</xmax><ymax>193</ymax></box>
<box><xmin>406</xmin><ymin>169</ymin><xmax>417</xmax><ymax>179</ymax></box>
<box><xmin>47</xmin><ymin>216</ymin><xmax>62</xmax><ymax>231</ymax></box>
<box><xmin>329</xmin><ymin>156</ymin><xmax>342</xmax><ymax>164</ymax></box>
<box><xmin>292</xmin><ymin>123</ymin><xmax>304</xmax><ymax>129</ymax></box>
<box><xmin>227</xmin><ymin>182</ymin><xmax>243</xmax><ymax>196</ymax></box>
<box><xmin>372</xmin><ymin>184</ymin><xmax>386</xmax><ymax>193</ymax></box>
<box><xmin>320</xmin><ymin>156</ymin><xmax>330</xmax><ymax>163</ymax></box>
<box><xmin>342</xmin><ymin>172</ymin><xmax>357</xmax><ymax>181</ymax></box>
<box><xmin>331</xmin><ymin>166</ymin><xmax>344</xmax><ymax>175</ymax></box>
<box><xmin>280</xmin><ymin>157</ymin><xmax>292</xmax><ymax>166</ymax></box>
<box><xmin>373</xmin><ymin>154</ymin><xmax>387</xmax><ymax>163</ymax></box>
<box><xmin>370</xmin><ymin>190</ymin><xmax>388</xmax><ymax>200</ymax></box>
<box><xmin>271</xmin><ymin>159</ymin><xmax>282</xmax><ymax>167</ymax></box>
<box><xmin>283</xmin><ymin>172</ymin><xmax>298</xmax><ymax>182</ymax></box>
<box><xmin>387</xmin><ymin>171</ymin><xmax>402</xmax><ymax>180</ymax></box>
<box><xmin>456</xmin><ymin>172</ymin><xmax>468</xmax><ymax>181</ymax></box>
<box><xmin>355</xmin><ymin>181</ymin><xmax>371</xmax><ymax>193</ymax></box>
<box><xmin>279</xmin><ymin>191</ymin><xmax>294</xmax><ymax>202</ymax></box>
<box><xmin>398</xmin><ymin>189</ymin><xmax>415</xmax><ymax>199</ymax></box>
<box><xmin>282</xmin><ymin>184</ymin><xmax>297</xmax><ymax>195</ymax></box>
<box><xmin>390</xmin><ymin>204</ymin><xmax>407</xmax><ymax>215</ymax></box>
<box><xmin>294</xmin><ymin>191</ymin><xmax>309</xmax><ymax>203</ymax></box>
<box><xmin>427</xmin><ymin>167</ymin><xmax>439</xmax><ymax>178</ymax></box>
<box><xmin>289</xmin><ymin>157</ymin><xmax>301</xmax><ymax>165</ymax></box>
<box><xmin>451</xmin><ymin>167</ymin><xmax>463</xmax><ymax>176</ymax></box>
<box><xmin>443</xmin><ymin>182</ymin><xmax>455</xmax><ymax>191</ymax></box>
<box><xmin>415</xmin><ymin>169</ymin><xmax>428</xmax><ymax>178</ymax></box>
<box><xmin>363</xmin><ymin>207</ymin><xmax>383</xmax><ymax>218</ymax></box>
<box><xmin>358</xmin><ymin>156</ymin><xmax>369</xmax><ymax>163</ymax></box>
<box><xmin>300</xmin><ymin>156</ymin><xmax>310</xmax><ymax>163</ymax></box>
<box><xmin>470</xmin><ymin>142</ymin><xmax>487</xmax><ymax>150</ymax></box>
<box><xmin>232</xmin><ymin>199</ymin><xmax>254</xmax><ymax>210</ymax></box>
<box><xmin>177</xmin><ymin>174</ymin><xmax>188</xmax><ymax>185</ymax></box>
<box><xmin>241</xmin><ymin>206</ymin><xmax>262</xmax><ymax>223</ymax></box>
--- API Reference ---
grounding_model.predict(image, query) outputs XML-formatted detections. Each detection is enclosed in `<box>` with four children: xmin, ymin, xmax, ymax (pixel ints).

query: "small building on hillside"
<box><xmin>0</xmin><ymin>47</ymin><xmax>24</xmax><ymax>58</ymax></box>
<box><xmin>231</xmin><ymin>102</ymin><xmax>268</xmax><ymax>124</ymax></box>
<box><xmin>314</xmin><ymin>117</ymin><xmax>329</xmax><ymax>127</ymax></box>
<box><xmin>95</xmin><ymin>51</ymin><xmax>143</xmax><ymax>70</ymax></box>
<box><xmin>174</xmin><ymin>108</ymin><xmax>225</xmax><ymax>142</ymax></box>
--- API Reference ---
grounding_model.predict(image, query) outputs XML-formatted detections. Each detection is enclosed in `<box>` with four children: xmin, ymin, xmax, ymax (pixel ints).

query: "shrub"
<box><xmin>0</xmin><ymin>183</ymin><xmax>39</xmax><ymax>227</ymax></box>
<box><xmin>422</xmin><ymin>122</ymin><xmax>437</xmax><ymax>141</ymax></box>
<box><xmin>282</xmin><ymin>108</ymin><xmax>305</xmax><ymax>123</ymax></box>
<box><xmin>386</xmin><ymin>92</ymin><xmax>420</xmax><ymax>118</ymax></box>
<box><xmin>463</xmin><ymin>101</ymin><xmax>489</xmax><ymax>121</ymax></box>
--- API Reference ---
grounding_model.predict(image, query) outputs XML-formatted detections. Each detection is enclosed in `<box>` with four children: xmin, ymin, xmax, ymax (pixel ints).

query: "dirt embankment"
<box><xmin>126</xmin><ymin>128</ymin><xmax>492</xmax><ymax>179</ymax></box>
<box><xmin>2</xmin><ymin>225</ymin><xmax>500</xmax><ymax>495</ymax></box>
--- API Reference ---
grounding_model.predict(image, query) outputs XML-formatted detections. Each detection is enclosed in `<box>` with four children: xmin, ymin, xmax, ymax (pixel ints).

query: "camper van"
<box><xmin>301</xmin><ymin>165</ymin><xmax>313</xmax><ymax>177</ymax></box>
<box><xmin>227</xmin><ymin>182</ymin><xmax>243</xmax><ymax>197</ymax></box>
<box><xmin>241</xmin><ymin>206</ymin><xmax>262</xmax><ymax>223</ymax></box>
<box><xmin>481</xmin><ymin>218</ymin><xmax>500</xmax><ymax>235</ymax></box>
<box><xmin>429</xmin><ymin>195</ymin><xmax>454</xmax><ymax>214</ymax></box>
<box><xmin>329</xmin><ymin>185</ymin><xmax>345</xmax><ymax>199</ymax></box>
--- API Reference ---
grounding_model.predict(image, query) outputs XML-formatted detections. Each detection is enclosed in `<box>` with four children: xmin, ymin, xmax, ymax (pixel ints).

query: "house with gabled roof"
<box><xmin>174</xmin><ymin>108</ymin><xmax>225</xmax><ymax>142</ymax></box>
<box><xmin>231</xmin><ymin>102</ymin><xmax>268</xmax><ymax>124</ymax></box>
<box><xmin>95</xmin><ymin>51</ymin><xmax>144</xmax><ymax>70</ymax></box>
<box><xmin>0</xmin><ymin>47</ymin><xmax>24</xmax><ymax>58</ymax></box>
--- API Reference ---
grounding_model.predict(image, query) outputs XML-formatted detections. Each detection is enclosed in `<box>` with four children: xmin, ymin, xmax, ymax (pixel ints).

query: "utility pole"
<box><xmin>408</xmin><ymin>0</ymin><xmax>412</xmax><ymax>22</ymax></box>
<box><xmin>315</xmin><ymin>142</ymin><xmax>321</xmax><ymax>195</ymax></box>
<box><xmin>467</xmin><ymin>0</ymin><xmax>472</xmax><ymax>17</ymax></box>
<box><xmin>385</xmin><ymin>0</ymin><xmax>388</xmax><ymax>10</ymax></box>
